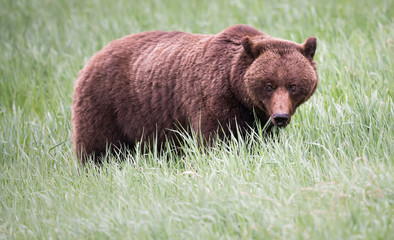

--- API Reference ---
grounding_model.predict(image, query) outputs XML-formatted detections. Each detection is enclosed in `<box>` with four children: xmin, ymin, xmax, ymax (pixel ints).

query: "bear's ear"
<box><xmin>241</xmin><ymin>36</ymin><xmax>257</xmax><ymax>58</ymax></box>
<box><xmin>302</xmin><ymin>37</ymin><xmax>317</xmax><ymax>59</ymax></box>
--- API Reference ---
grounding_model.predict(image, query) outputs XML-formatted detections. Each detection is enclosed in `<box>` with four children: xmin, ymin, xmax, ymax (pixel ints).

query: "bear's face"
<box><xmin>242</xmin><ymin>37</ymin><xmax>318</xmax><ymax>127</ymax></box>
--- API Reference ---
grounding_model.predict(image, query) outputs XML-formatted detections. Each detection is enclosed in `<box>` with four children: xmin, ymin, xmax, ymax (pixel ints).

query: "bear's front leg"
<box><xmin>190</xmin><ymin>113</ymin><xmax>226</xmax><ymax>146</ymax></box>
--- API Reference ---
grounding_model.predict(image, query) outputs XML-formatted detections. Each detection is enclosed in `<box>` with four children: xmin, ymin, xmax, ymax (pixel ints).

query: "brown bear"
<box><xmin>72</xmin><ymin>24</ymin><xmax>318</xmax><ymax>163</ymax></box>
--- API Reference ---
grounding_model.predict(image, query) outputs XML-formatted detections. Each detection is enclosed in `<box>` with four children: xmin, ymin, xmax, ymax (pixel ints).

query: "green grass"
<box><xmin>1</xmin><ymin>0</ymin><xmax>393</xmax><ymax>239</ymax></box>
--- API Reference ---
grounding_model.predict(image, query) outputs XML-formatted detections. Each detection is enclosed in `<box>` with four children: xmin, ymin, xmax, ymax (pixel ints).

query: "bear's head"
<box><xmin>240</xmin><ymin>36</ymin><xmax>318</xmax><ymax>127</ymax></box>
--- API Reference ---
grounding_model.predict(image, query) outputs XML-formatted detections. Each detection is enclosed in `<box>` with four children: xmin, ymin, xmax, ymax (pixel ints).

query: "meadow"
<box><xmin>0</xmin><ymin>0</ymin><xmax>393</xmax><ymax>239</ymax></box>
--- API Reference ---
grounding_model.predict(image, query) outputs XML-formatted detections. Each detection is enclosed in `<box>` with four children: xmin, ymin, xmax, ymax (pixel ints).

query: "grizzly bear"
<box><xmin>72</xmin><ymin>24</ymin><xmax>318</xmax><ymax>163</ymax></box>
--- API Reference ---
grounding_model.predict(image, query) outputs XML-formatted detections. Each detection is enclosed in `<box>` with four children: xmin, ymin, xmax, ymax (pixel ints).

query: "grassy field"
<box><xmin>1</xmin><ymin>0</ymin><xmax>393</xmax><ymax>239</ymax></box>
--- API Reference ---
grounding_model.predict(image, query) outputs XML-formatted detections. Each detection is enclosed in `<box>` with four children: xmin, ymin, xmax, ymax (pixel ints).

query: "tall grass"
<box><xmin>1</xmin><ymin>0</ymin><xmax>393</xmax><ymax>239</ymax></box>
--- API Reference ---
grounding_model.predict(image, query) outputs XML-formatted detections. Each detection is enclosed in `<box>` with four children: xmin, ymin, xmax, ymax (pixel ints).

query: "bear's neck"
<box><xmin>202</xmin><ymin>36</ymin><xmax>269</xmax><ymax>125</ymax></box>
<box><xmin>230</xmin><ymin>52</ymin><xmax>256</xmax><ymax>113</ymax></box>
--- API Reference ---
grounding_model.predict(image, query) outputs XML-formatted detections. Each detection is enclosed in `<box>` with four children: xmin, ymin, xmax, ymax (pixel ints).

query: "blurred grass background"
<box><xmin>0</xmin><ymin>0</ymin><xmax>393</xmax><ymax>239</ymax></box>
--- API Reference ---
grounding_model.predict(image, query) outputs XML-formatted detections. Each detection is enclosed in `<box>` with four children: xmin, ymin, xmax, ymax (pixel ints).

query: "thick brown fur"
<box><xmin>72</xmin><ymin>24</ymin><xmax>318</xmax><ymax>163</ymax></box>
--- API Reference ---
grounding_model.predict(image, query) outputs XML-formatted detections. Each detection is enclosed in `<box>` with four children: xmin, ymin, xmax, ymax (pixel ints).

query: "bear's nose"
<box><xmin>273</xmin><ymin>113</ymin><xmax>289</xmax><ymax>127</ymax></box>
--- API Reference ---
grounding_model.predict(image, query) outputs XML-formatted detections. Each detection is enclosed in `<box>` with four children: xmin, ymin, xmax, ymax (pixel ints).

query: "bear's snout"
<box><xmin>269</xmin><ymin>90</ymin><xmax>293</xmax><ymax>127</ymax></box>
<box><xmin>272</xmin><ymin>113</ymin><xmax>290</xmax><ymax>127</ymax></box>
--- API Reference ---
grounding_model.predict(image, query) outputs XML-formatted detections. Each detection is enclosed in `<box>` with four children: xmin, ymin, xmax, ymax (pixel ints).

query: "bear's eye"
<box><xmin>266</xmin><ymin>84</ymin><xmax>274</xmax><ymax>92</ymax></box>
<box><xmin>289</xmin><ymin>84</ymin><xmax>297</xmax><ymax>92</ymax></box>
